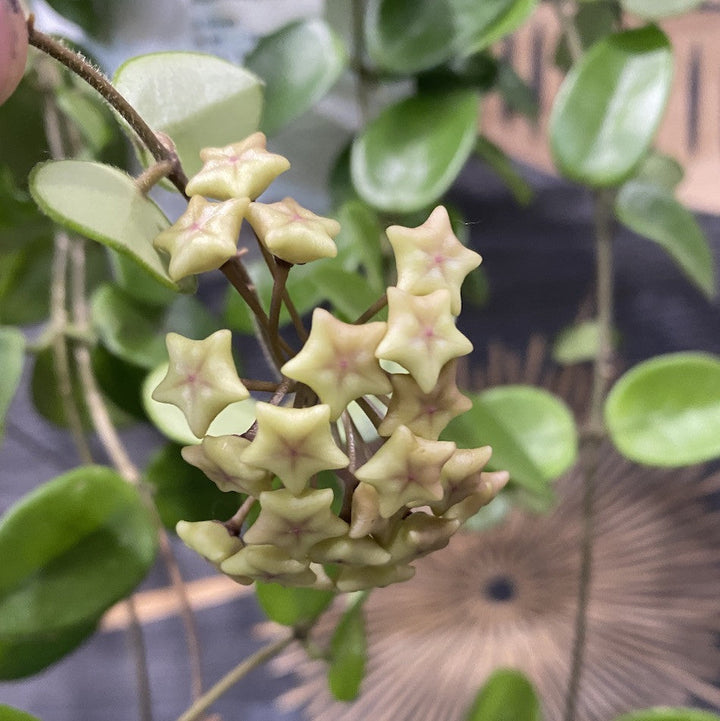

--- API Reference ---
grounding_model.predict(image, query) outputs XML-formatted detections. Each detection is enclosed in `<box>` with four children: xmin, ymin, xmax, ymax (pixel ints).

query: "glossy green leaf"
<box><xmin>351</xmin><ymin>89</ymin><xmax>479</xmax><ymax>213</ymax></box>
<box><xmin>621</xmin><ymin>0</ymin><xmax>705</xmax><ymax>19</ymax></box>
<box><xmin>0</xmin><ymin>466</ymin><xmax>157</xmax><ymax>678</ymax></box>
<box><xmin>0</xmin><ymin>327</ymin><xmax>24</xmax><ymax>441</ymax></box>
<box><xmin>143</xmin><ymin>363</ymin><xmax>256</xmax><ymax>445</ymax></box>
<box><xmin>328</xmin><ymin>595</ymin><xmax>367</xmax><ymax>701</ymax></box>
<box><xmin>108</xmin><ymin>250</ymin><xmax>176</xmax><ymax>307</ymax></box>
<box><xmin>549</xmin><ymin>26</ymin><xmax>673</xmax><ymax>186</ymax></box>
<box><xmin>255</xmin><ymin>582</ymin><xmax>335</xmax><ymax>627</ymax></box>
<box><xmin>335</xmin><ymin>201</ymin><xmax>385</xmax><ymax>293</ymax></box>
<box><xmin>554</xmin><ymin>0</ymin><xmax>620</xmax><ymax>72</ymax></box>
<box><xmin>465</xmin><ymin>669</ymin><xmax>542</xmax><ymax>721</ymax></box>
<box><xmin>91</xmin><ymin>344</ymin><xmax>148</xmax><ymax>421</ymax></box>
<box><xmin>145</xmin><ymin>444</ymin><xmax>242</xmax><ymax>530</ymax></box>
<box><xmin>605</xmin><ymin>353</ymin><xmax>720</xmax><ymax>466</ymax></box>
<box><xmin>364</xmin><ymin>0</ymin><xmax>456</xmax><ymax>74</ymax></box>
<box><xmin>450</xmin><ymin>0</ymin><xmax>538</xmax><ymax>56</ymax></box>
<box><xmin>0</xmin><ymin>166</ymin><xmax>52</xmax><ymax>252</ymax></box>
<box><xmin>247</xmin><ymin>19</ymin><xmax>347</xmax><ymax>136</ymax></box>
<box><xmin>475</xmin><ymin>136</ymin><xmax>533</xmax><ymax>205</ymax></box>
<box><xmin>309</xmin><ymin>264</ymin><xmax>384</xmax><ymax>323</ymax></box>
<box><xmin>91</xmin><ymin>284</ymin><xmax>218</xmax><ymax>370</ymax></box>
<box><xmin>0</xmin><ymin>705</ymin><xmax>42</xmax><ymax>721</ymax></box>
<box><xmin>113</xmin><ymin>52</ymin><xmax>262</xmax><ymax>178</ymax></box>
<box><xmin>443</xmin><ymin>385</ymin><xmax>578</xmax><ymax>495</ymax></box>
<box><xmin>615</xmin><ymin>180</ymin><xmax>714</xmax><ymax>297</ymax></box>
<box><xmin>553</xmin><ymin>319</ymin><xmax>602</xmax><ymax>365</ymax></box>
<box><xmin>29</xmin><ymin>160</ymin><xmax>193</xmax><ymax>293</ymax></box>
<box><xmin>495</xmin><ymin>61</ymin><xmax>539</xmax><ymax>120</ymax></box>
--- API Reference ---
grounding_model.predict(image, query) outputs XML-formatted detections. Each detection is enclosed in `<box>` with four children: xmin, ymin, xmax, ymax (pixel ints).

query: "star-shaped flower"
<box><xmin>375</xmin><ymin>287</ymin><xmax>473</xmax><ymax>394</ymax></box>
<box><xmin>246</xmin><ymin>197</ymin><xmax>340</xmax><ymax>264</ymax></box>
<box><xmin>428</xmin><ymin>446</ymin><xmax>493</xmax><ymax>515</ymax></box>
<box><xmin>335</xmin><ymin>563</ymin><xmax>415</xmax><ymax>593</ymax></box>
<box><xmin>240</xmin><ymin>402</ymin><xmax>349</xmax><ymax>495</ymax></box>
<box><xmin>387</xmin><ymin>205</ymin><xmax>482</xmax><ymax>315</ymax></box>
<box><xmin>152</xmin><ymin>330</ymin><xmax>249</xmax><ymax>438</ymax></box>
<box><xmin>382</xmin><ymin>511</ymin><xmax>460</xmax><ymax>564</ymax></box>
<box><xmin>243</xmin><ymin>488</ymin><xmax>349</xmax><ymax>559</ymax></box>
<box><xmin>308</xmin><ymin>535</ymin><xmax>391</xmax><ymax>567</ymax></box>
<box><xmin>153</xmin><ymin>195</ymin><xmax>248</xmax><ymax>280</ymax></box>
<box><xmin>442</xmin><ymin>470</ymin><xmax>509</xmax><ymax>524</ymax></box>
<box><xmin>176</xmin><ymin>520</ymin><xmax>244</xmax><ymax>566</ymax></box>
<box><xmin>354</xmin><ymin>425</ymin><xmax>456</xmax><ymax>518</ymax></box>
<box><xmin>182</xmin><ymin>435</ymin><xmax>273</xmax><ymax>496</ymax></box>
<box><xmin>220</xmin><ymin>543</ymin><xmax>317</xmax><ymax>586</ymax></box>
<box><xmin>281</xmin><ymin>309</ymin><xmax>392</xmax><ymax>420</ymax></box>
<box><xmin>348</xmin><ymin>482</ymin><xmax>386</xmax><ymax>539</ymax></box>
<box><xmin>185</xmin><ymin>132</ymin><xmax>291</xmax><ymax>200</ymax></box>
<box><xmin>379</xmin><ymin>360</ymin><xmax>473</xmax><ymax>440</ymax></box>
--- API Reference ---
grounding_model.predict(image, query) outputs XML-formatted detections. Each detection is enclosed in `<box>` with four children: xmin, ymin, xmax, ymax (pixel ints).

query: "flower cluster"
<box><xmin>152</xmin><ymin>133</ymin><xmax>507</xmax><ymax>592</ymax></box>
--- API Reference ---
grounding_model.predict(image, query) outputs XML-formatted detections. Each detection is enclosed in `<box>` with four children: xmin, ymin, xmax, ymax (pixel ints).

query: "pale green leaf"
<box><xmin>255</xmin><ymin>583</ymin><xmax>335</xmax><ymax>627</ymax></box>
<box><xmin>328</xmin><ymin>595</ymin><xmax>367</xmax><ymax>701</ymax></box>
<box><xmin>0</xmin><ymin>327</ymin><xmax>24</xmax><ymax>442</ymax></box>
<box><xmin>621</xmin><ymin>0</ymin><xmax>705</xmax><ymax>19</ymax></box>
<box><xmin>465</xmin><ymin>669</ymin><xmax>542</xmax><ymax>721</ymax></box>
<box><xmin>605</xmin><ymin>353</ymin><xmax>720</xmax><ymax>466</ymax></box>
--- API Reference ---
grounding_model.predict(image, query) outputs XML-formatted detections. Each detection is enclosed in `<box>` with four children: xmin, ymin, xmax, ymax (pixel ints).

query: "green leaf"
<box><xmin>255</xmin><ymin>583</ymin><xmax>335</xmax><ymax>627</ymax></box>
<box><xmin>464</xmin><ymin>669</ymin><xmax>542</xmax><ymax>721</ymax></box>
<box><xmin>0</xmin><ymin>165</ymin><xmax>52</xmax><ymax>252</ymax></box>
<box><xmin>615</xmin><ymin>180</ymin><xmax>714</xmax><ymax>297</ymax></box>
<box><xmin>0</xmin><ymin>327</ymin><xmax>24</xmax><ymax>442</ymax></box>
<box><xmin>635</xmin><ymin>151</ymin><xmax>684</xmax><ymax>191</ymax></box>
<box><xmin>443</xmin><ymin>385</ymin><xmax>578</xmax><ymax>495</ymax></box>
<box><xmin>43</xmin><ymin>0</ymin><xmax>114</xmax><ymax>37</ymax></box>
<box><xmin>605</xmin><ymin>353</ymin><xmax>720</xmax><ymax>466</ymax></box>
<box><xmin>613</xmin><ymin>710</ymin><xmax>720</xmax><ymax>721</ymax></box>
<box><xmin>113</xmin><ymin>52</ymin><xmax>263</xmax><ymax>178</ymax></box>
<box><xmin>620</xmin><ymin>0</ymin><xmax>705</xmax><ymax>19</ymax></box>
<box><xmin>308</xmin><ymin>264</ymin><xmax>384</xmax><ymax>323</ymax></box>
<box><xmin>351</xmin><ymin>89</ymin><xmax>479</xmax><ymax>213</ymax></box>
<box><xmin>29</xmin><ymin>160</ymin><xmax>193</xmax><ymax>293</ymax></box>
<box><xmin>142</xmin><ymin>363</ymin><xmax>257</xmax><ymax>445</ymax></box>
<box><xmin>335</xmin><ymin>200</ymin><xmax>385</xmax><ymax>293</ymax></box>
<box><xmin>55</xmin><ymin>85</ymin><xmax>116</xmax><ymax>156</ymax></box>
<box><xmin>549</xmin><ymin>26</ymin><xmax>673</xmax><ymax>187</ymax></box>
<box><xmin>0</xmin><ymin>705</ymin><xmax>42</xmax><ymax>721</ymax></box>
<box><xmin>554</xmin><ymin>1</ymin><xmax>621</xmax><ymax>72</ymax></box>
<box><xmin>364</xmin><ymin>0</ymin><xmax>456</xmax><ymax>74</ymax></box>
<box><xmin>145</xmin><ymin>444</ymin><xmax>242</xmax><ymax>530</ymax></box>
<box><xmin>495</xmin><ymin>61</ymin><xmax>539</xmax><ymax>120</ymax></box>
<box><xmin>91</xmin><ymin>284</ymin><xmax>218</xmax><ymax>370</ymax></box>
<box><xmin>475</xmin><ymin>136</ymin><xmax>534</xmax><ymax>205</ymax></box>
<box><xmin>553</xmin><ymin>319</ymin><xmax>607</xmax><ymax>365</ymax></box>
<box><xmin>108</xmin><ymin>250</ymin><xmax>177</xmax><ymax>307</ymax></box>
<box><xmin>247</xmin><ymin>19</ymin><xmax>347</xmax><ymax>136</ymax></box>
<box><xmin>328</xmin><ymin>595</ymin><xmax>367</xmax><ymax>701</ymax></box>
<box><xmin>0</xmin><ymin>466</ymin><xmax>157</xmax><ymax>678</ymax></box>
<box><xmin>91</xmin><ymin>344</ymin><xmax>148</xmax><ymax>421</ymax></box>
<box><xmin>450</xmin><ymin>0</ymin><xmax>538</xmax><ymax>56</ymax></box>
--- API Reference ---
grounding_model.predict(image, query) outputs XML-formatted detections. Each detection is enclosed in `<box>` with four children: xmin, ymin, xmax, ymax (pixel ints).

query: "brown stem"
<box><xmin>27</xmin><ymin>22</ymin><xmax>188</xmax><ymax>195</ymax></box>
<box><xmin>269</xmin><ymin>259</ymin><xmax>291</xmax><ymax>347</ymax></box>
<box><xmin>135</xmin><ymin>160</ymin><xmax>175</xmax><ymax>195</ymax></box>
<box><xmin>354</xmin><ymin>396</ymin><xmax>383</xmax><ymax>430</ymax></box>
<box><xmin>353</xmin><ymin>293</ymin><xmax>387</xmax><ymax>325</ymax></box>
<box><xmin>224</xmin><ymin>496</ymin><xmax>256</xmax><ymax>536</ymax></box>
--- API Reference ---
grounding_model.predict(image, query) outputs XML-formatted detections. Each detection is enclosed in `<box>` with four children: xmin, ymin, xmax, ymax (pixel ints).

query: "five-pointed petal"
<box><xmin>354</xmin><ymin>425</ymin><xmax>455</xmax><ymax>518</ymax></box>
<box><xmin>152</xmin><ymin>330</ymin><xmax>249</xmax><ymax>438</ymax></box>
<box><xmin>240</xmin><ymin>402</ymin><xmax>349</xmax><ymax>494</ymax></box>
<box><xmin>379</xmin><ymin>359</ymin><xmax>472</xmax><ymax>439</ymax></box>
<box><xmin>281</xmin><ymin>308</ymin><xmax>392</xmax><ymax>420</ymax></box>
<box><xmin>387</xmin><ymin>205</ymin><xmax>482</xmax><ymax>315</ymax></box>
<box><xmin>246</xmin><ymin>197</ymin><xmax>340</xmax><ymax>264</ymax></box>
<box><xmin>375</xmin><ymin>287</ymin><xmax>473</xmax><ymax>393</ymax></box>
<box><xmin>154</xmin><ymin>195</ymin><xmax>248</xmax><ymax>280</ymax></box>
<box><xmin>243</xmin><ymin>488</ymin><xmax>349</xmax><ymax>559</ymax></box>
<box><xmin>185</xmin><ymin>132</ymin><xmax>290</xmax><ymax>200</ymax></box>
<box><xmin>221</xmin><ymin>544</ymin><xmax>317</xmax><ymax>585</ymax></box>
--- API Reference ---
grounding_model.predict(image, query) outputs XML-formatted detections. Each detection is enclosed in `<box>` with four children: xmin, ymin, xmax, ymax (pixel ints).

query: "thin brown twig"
<box><xmin>353</xmin><ymin>293</ymin><xmax>388</xmax><ymax>325</ymax></box>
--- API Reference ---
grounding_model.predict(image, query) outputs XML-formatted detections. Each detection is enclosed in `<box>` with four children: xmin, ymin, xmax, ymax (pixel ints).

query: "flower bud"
<box><xmin>0</xmin><ymin>0</ymin><xmax>28</xmax><ymax>106</ymax></box>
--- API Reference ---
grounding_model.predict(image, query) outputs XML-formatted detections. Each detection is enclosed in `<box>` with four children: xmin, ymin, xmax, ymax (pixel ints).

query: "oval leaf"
<box><xmin>614</xmin><ymin>711</ymin><xmax>720</xmax><ymax>721</ymax></box>
<box><xmin>605</xmin><ymin>353</ymin><xmax>720</xmax><ymax>466</ymax></box>
<box><xmin>549</xmin><ymin>26</ymin><xmax>673</xmax><ymax>186</ymax></box>
<box><xmin>553</xmin><ymin>319</ymin><xmax>607</xmax><ymax>365</ymax></box>
<box><xmin>465</xmin><ymin>669</ymin><xmax>541</xmax><ymax>721</ymax></box>
<box><xmin>443</xmin><ymin>385</ymin><xmax>578</xmax><ymax>495</ymax></box>
<box><xmin>255</xmin><ymin>582</ymin><xmax>335</xmax><ymax>627</ymax></box>
<box><xmin>145</xmin><ymin>444</ymin><xmax>242</xmax><ymax>530</ymax></box>
<box><xmin>0</xmin><ymin>706</ymin><xmax>42</xmax><ymax>721</ymax></box>
<box><xmin>29</xmin><ymin>160</ymin><xmax>193</xmax><ymax>293</ymax></box>
<box><xmin>621</xmin><ymin>0</ymin><xmax>705</xmax><ymax>19</ymax></box>
<box><xmin>0</xmin><ymin>466</ymin><xmax>157</xmax><ymax>677</ymax></box>
<box><xmin>351</xmin><ymin>89</ymin><xmax>479</xmax><ymax>213</ymax></box>
<box><xmin>615</xmin><ymin>180</ymin><xmax>715</xmax><ymax>297</ymax></box>
<box><xmin>0</xmin><ymin>326</ymin><xmax>24</xmax><ymax>442</ymax></box>
<box><xmin>113</xmin><ymin>52</ymin><xmax>262</xmax><ymax>178</ymax></box>
<box><xmin>247</xmin><ymin>19</ymin><xmax>347</xmax><ymax>136</ymax></box>
<box><xmin>364</xmin><ymin>0</ymin><xmax>456</xmax><ymax>74</ymax></box>
<box><xmin>328</xmin><ymin>596</ymin><xmax>367</xmax><ymax>701</ymax></box>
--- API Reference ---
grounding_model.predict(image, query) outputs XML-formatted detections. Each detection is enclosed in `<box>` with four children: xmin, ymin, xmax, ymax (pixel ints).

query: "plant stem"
<box><xmin>353</xmin><ymin>293</ymin><xmax>387</xmax><ymax>325</ymax></box>
<box><xmin>553</xmin><ymin>0</ymin><xmax>583</xmax><ymax>64</ymax></box>
<box><xmin>125</xmin><ymin>594</ymin><xmax>155</xmax><ymax>721</ymax></box>
<box><xmin>224</xmin><ymin>495</ymin><xmax>256</xmax><ymax>535</ymax></box>
<box><xmin>269</xmin><ymin>259</ymin><xmax>291</xmax><ymax>347</ymax></box>
<box><xmin>175</xmin><ymin>634</ymin><xmax>295</xmax><ymax>721</ymax></box>
<box><xmin>135</xmin><ymin>160</ymin><xmax>176</xmax><ymax>195</ymax></box>
<box><xmin>351</xmin><ymin>0</ymin><xmax>371</xmax><ymax>126</ymax></box>
<box><xmin>563</xmin><ymin>189</ymin><xmax>616</xmax><ymax>721</ymax></box>
<box><xmin>26</xmin><ymin>21</ymin><xmax>188</xmax><ymax>195</ymax></box>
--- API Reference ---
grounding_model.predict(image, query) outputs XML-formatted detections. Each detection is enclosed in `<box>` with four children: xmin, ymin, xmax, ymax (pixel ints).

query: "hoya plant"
<box><xmin>1</xmin><ymin>1</ymin><xmax>720</xmax><ymax>721</ymax></box>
